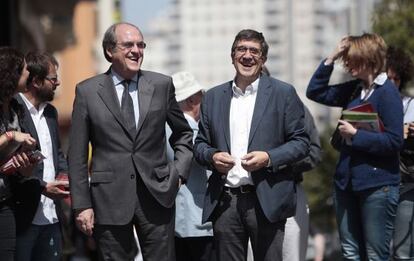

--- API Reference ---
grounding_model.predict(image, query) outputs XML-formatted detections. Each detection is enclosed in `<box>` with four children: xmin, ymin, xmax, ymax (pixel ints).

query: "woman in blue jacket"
<box><xmin>306</xmin><ymin>33</ymin><xmax>403</xmax><ymax>261</ymax></box>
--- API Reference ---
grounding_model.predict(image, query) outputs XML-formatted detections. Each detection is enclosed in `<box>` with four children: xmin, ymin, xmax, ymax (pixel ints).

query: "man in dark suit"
<box><xmin>68</xmin><ymin>22</ymin><xmax>193</xmax><ymax>261</ymax></box>
<box><xmin>14</xmin><ymin>52</ymin><xmax>69</xmax><ymax>261</ymax></box>
<box><xmin>194</xmin><ymin>29</ymin><xmax>309</xmax><ymax>261</ymax></box>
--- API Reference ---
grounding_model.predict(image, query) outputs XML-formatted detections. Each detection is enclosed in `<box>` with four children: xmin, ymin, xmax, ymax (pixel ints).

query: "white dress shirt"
<box><xmin>19</xmin><ymin>94</ymin><xmax>58</xmax><ymax>225</ymax></box>
<box><xmin>226</xmin><ymin>77</ymin><xmax>260</xmax><ymax>187</ymax></box>
<box><xmin>403</xmin><ymin>96</ymin><xmax>414</xmax><ymax>124</ymax></box>
<box><xmin>111</xmin><ymin>69</ymin><xmax>140</xmax><ymax>127</ymax></box>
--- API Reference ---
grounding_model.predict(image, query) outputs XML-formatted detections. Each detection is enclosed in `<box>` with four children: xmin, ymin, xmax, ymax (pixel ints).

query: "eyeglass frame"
<box><xmin>234</xmin><ymin>45</ymin><xmax>263</xmax><ymax>58</ymax></box>
<box><xmin>116</xmin><ymin>41</ymin><xmax>147</xmax><ymax>51</ymax></box>
<box><xmin>45</xmin><ymin>76</ymin><xmax>59</xmax><ymax>85</ymax></box>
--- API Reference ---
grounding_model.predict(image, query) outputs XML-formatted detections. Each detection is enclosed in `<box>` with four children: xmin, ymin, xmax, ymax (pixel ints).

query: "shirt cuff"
<box><xmin>266</xmin><ymin>153</ymin><xmax>272</xmax><ymax>167</ymax></box>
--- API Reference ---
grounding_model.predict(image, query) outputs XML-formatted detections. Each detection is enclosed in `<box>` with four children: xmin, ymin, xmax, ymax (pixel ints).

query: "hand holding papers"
<box><xmin>340</xmin><ymin>103</ymin><xmax>384</xmax><ymax>145</ymax></box>
<box><xmin>342</xmin><ymin>111</ymin><xmax>384</xmax><ymax>132</ymax></box>
<box><xmin>341</xmin><ymin>103</ymin><xmax>385</xmax><ymax>133</ymax></box>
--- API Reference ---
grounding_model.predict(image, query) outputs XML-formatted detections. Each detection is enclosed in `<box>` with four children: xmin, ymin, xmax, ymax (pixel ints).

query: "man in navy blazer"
<box><xmin>194</xmin><ymin>29</ymin><xmax>309</xmax><ymax>261</ymax></box>
<box><xmin>14</xmin><ymin>52</ymin><xmax>69</xmax><ymax>261</ymax></box>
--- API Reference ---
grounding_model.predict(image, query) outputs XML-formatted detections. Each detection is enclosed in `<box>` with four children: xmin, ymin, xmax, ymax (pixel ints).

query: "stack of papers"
<box><xmin>342</xmin><ymin>103</ymin><xmax>384</xmax><ymax>133</ymax></box>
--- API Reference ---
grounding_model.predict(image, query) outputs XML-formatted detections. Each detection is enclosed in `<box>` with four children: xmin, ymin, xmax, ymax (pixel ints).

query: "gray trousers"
<box><xmin>94</xmin><ymin>177</ymin><xmax>175</xmax><ymax>261</ymax></box>
<box><xmin>283</xmin><ymin>183</ymin><xmax>309</xmax><ymax>261</ymax></box>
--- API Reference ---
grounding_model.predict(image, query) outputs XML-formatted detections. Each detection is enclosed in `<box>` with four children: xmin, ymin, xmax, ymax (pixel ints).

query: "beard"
<box><xmin>37</xmin><ymin>87</ymin><xmax>54</xmax><ymax>102</ymax></box>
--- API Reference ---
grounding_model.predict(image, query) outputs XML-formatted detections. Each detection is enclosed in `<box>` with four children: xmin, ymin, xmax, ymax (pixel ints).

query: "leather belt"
<box><xmin>223</xmin><ymin>185</ymin><xmax>255</xmax><ymax>194</ymax></box>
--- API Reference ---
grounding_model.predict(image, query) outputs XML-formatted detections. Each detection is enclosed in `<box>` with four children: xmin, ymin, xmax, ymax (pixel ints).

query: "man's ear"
<box><xmin>31</xmin><ymin>77</ymin><xmax>42</xmax><ymax>88</ymax></box>
<box><xmin>105</xmin><ymin>48</ymin><xmax>113</xmax><ymax>60</ymax></box>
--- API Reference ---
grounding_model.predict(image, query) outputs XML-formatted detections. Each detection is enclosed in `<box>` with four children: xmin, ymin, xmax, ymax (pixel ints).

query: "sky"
<box><xmin>121</xmin><ymin>0</ymin><xmax>170</xmax><ymax>32</ymax></box>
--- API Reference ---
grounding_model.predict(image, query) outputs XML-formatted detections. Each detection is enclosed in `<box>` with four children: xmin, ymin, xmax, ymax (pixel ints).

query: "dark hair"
<box><xmin>26</xmin><ymin>52</ymin><xmax>59</xmax><ymax>84</ymax></box>
<box><xmin>102</xmin><ymin>22</ymin><xmax>142</xmax><ymax>62</ymax></box>
<box><xmin>0</xmin><ymin>47</ymin><xmax>25</xmax><ymax>104</ymax></box>
<box><xmin>386</xmin><ymin>46</ymin><xmax>414</xmax><ymax>90</ymax></box>
<box><xmin>231</xmin><ymin>29</ymin><xmax>269</xmax><ymax>60</ymax></box>
<box><xmin>261</xmin><ymin>65</ymin><xmax>270</xmax><ymax>76</ymax></box>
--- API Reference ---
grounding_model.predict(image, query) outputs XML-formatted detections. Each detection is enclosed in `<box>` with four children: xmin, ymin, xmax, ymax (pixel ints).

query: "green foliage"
<box><xmin>372</xmin><ymin>0</ymin><xmax>414</xmax><ymax>59</ymax></box>
<box><xmin>303</xmin><ymin>127</ymin><xmax>338</xmax><ymax>233</ymax></box>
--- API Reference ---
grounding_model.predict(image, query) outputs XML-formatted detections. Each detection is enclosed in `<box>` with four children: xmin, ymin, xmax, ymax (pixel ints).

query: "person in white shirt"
<box><xmin>14</xmin><ymin>52</ymin><xmax>69</xmax><ymax>261</ymax></box>
<box><xmin>194</xmin><ymin>29</ymin><xmax>309</xmax><ymax>261</ymax></box>
<box><xmin>386</xmin><ymin>46</ymin><xmax>414</xmax><ymax>261</ymax></box>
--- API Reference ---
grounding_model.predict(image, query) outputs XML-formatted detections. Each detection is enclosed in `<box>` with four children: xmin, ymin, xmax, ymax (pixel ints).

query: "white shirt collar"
<box><xmin>19</xmin><ymin>93</ymin><xmax>47</xmax><ymax>115</ymax></box>
<box><xmin>111</xmin><ymin>68</ymin><xmax>138</xmax><ymax>86</ymax></box>
<box><xmin>374</xmin><ymin>72</ymin><xmax>387</xmax><ymax>86</ymax></box>
<box><xmin>358</xmin><ymin>72</ymin><xmax>387</xmax><ymax>101</ymax></box>
<box><xmin>232</xmin><ymin>77</ymin><xmax>260</xmax><ymax>98</ymax></box>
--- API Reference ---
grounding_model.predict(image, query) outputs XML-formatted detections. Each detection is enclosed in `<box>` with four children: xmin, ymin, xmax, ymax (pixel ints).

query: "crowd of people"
<box><xmin>0</xmin><ymin>21</ymin><xmax>413</xmax><ymax>261</ymax></box>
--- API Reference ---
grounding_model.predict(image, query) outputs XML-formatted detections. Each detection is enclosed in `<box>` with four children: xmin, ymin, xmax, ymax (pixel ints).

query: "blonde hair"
<box><xmin>341</xmin><ymin>33</ymin><xmax>387</xmax><ymax>76</ymax></box>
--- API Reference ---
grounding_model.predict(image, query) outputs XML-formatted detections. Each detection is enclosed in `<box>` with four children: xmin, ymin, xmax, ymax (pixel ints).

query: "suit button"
<box><xmin>130</xmin><ymin>174</ymin><xmax>135</xmax><ymax>179</ymax></box>
<box><xmin>221</xmin><ymin>175</ymin><xmax>226</xmax><ymax>180</ymax></box>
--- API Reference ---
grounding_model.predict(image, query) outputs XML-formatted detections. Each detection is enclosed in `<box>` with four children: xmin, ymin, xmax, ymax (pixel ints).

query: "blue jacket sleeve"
<box><xmin>194</xmin><ymin>94</ymin><xmax>220</xmax><ymax>171</ymax></box>
<box><xmin>306</xmin><ymin>60</ymin><xmax>360</xmax><ymax>108</ymax></box>
<box><xmin>266</xmin><ymin>87</ymin><xmax>310</xmax><ymax>172</ymax></box>
<box><xmin>290</xmin><ymin>106</ymin><xmax>322</xmax><ymax>174</ymax></box>
<box><xmin>351</xmin><ymin>81</ymin><xmax>404</xmax><ymax>155</ymax></box>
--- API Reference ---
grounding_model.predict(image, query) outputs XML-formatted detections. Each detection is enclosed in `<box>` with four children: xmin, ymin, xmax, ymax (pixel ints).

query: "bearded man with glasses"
<box><xmin>68</xmin><ymin>22</ymin><xmax>193</xmax><ymax>261</ymax></box>
<box><xmin>14</xmin><ymin>51</ymin><xmax>69</xmax><ymax>261</ymax></box>
<box><xmin>194</xmin><ymin>29</ymin><xmax>309</xmax><ymax>261</ymax></box>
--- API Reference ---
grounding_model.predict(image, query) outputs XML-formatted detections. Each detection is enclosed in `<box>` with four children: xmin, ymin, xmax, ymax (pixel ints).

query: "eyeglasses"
<box><xmin>45</xmin><ymin>76</ymin><xmax>59</xmax><ymax>85</ymax></box>
<box><xmin>234</xmin><ymin>46</ymin><xmax>262</xmax><ymax>57</ymax></box>
<box><xmin>116</xmin><ymin>41</ymin><xmax>147</xmax><ymax>51</ymax></box>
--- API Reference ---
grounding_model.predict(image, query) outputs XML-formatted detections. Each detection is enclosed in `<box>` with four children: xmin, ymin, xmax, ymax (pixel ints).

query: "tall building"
<box><xmin>140</xmin><ymin>0</ymin><xmax>377</xmax><ymax>129</ymax></box>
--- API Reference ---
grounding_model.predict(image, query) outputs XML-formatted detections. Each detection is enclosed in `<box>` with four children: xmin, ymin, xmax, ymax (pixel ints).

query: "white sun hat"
<box><xmin>172</xmin><ymin>71</ymin><xmax>205</xmax><ymax>102</ymax></box>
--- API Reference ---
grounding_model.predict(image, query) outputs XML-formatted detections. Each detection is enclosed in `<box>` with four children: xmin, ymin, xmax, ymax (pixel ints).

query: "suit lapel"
<box><xmin>97</xmin><ymin>73</ymin><xmax>135</xmax><ymax>140</ymax></box>
<box><xmin>221</xmin><ymin>83</ymin><xmax>233</xmax><ymax>151</ymax></box>
<box><xmin>15</xmin><ymin>95</ymin><xmax>44</xmax><ymax>179</ymax></box>
<box><xmin>15</xmin><ymin>95</ymin><xmax>40</xmax><ymax>146</ymax></box>
<box><xmin>136</xmin><ymin>73</ymin><xmax>154</xmax><ymax>138</ymax></box>
<box><xmin>44</xmin><ymin>107</ymin><xmax>58</xmax><ymax>173</ymax></box>
<box><xmin>248</xmin><ymin>76</ymin><xmax>271</xmax><ymax>146</ymax></box>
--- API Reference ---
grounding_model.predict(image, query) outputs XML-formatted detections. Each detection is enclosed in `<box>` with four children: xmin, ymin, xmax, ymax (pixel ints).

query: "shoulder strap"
<box><xmin>342</xmin><ymin>86</ymin><xmax>361</xmax><ymax>110</ymax></box>
<box><xmin>404</xmin><ymin>97</ymin><xmax>414</xmax><ymax>115</ymax></box>
<box><xmin>350</xmin><ymin>86</ymin><xmax>361</xmax><ymax>102</ymax></box>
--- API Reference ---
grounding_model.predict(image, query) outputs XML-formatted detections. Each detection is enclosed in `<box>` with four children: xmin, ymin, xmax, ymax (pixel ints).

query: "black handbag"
<box><xmin>400</xmin><ymin>155</ymin><xmax>414</xmax><ymax>182</ymax></box>
<box><xmin>400</xmin><ymin>98</ymin><xmax>414</xmax><ymax>182</ymax></box>
<box><xmin>329</xmin><ymin>85</ymin><xmax>366</xmax><ymax>151</ymax></box>
<box><xmin>400</xmin><ymin>138</ymin><xmax>414</xmax><ymax>183</ymax></box>
<box><xmin>330</xmin><ymin>124</ymin><xmax>343</xmax><ymax>151</ymax></box>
